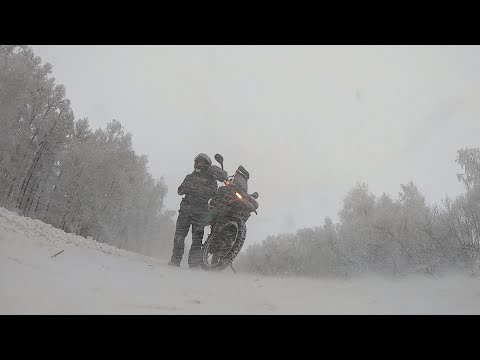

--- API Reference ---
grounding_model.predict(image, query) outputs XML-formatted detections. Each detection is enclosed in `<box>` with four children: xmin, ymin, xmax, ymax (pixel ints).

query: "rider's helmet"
<box><xmin>194</xmin><ymin>153</ymin><xmax>212</xmax><ymax>172</ymax></box>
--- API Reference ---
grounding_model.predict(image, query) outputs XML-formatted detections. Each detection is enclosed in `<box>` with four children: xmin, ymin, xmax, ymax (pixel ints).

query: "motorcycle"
<box><xmin>202</xmin><ymin>154</ymin><xmax>259</xmax><ymax>271</ymax></box>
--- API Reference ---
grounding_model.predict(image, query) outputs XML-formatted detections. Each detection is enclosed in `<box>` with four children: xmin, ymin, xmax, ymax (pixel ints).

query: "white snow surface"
<box><xmin>1</xmin><ymin>207</ymin><xmax>480</xmax><ymax>314</ymax></box>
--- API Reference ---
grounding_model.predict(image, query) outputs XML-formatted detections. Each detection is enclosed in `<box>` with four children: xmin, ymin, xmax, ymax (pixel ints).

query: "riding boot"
<box><xmin>169</xmin><ymin>235</ymin><xmax>185</xmax><ymax>266</ymax></box>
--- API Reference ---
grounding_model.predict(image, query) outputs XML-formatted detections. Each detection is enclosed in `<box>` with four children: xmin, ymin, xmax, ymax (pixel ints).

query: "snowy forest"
<box><xmin>235</xmin><ymin>160</ymin><xmax>480</xmax><ymax>277</ymax></box>
<box><xmin>0</xmin><ymin>45</ymin><xmax>175</xmax><ymax>257</ymax></box>
<box><xmin>2</xmin><ymin>45</ymin><xmax>479</xmax><ymax>278</ymax></box>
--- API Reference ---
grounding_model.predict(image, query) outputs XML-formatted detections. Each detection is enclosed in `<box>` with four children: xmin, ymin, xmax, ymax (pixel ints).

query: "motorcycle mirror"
<box><xmin>251</xmin><ymin>192</ymin><xmax>259</xmax><ymax>199</ymax></box>
<box><xmin>215</xmin><ymin>154</ymin><xmax>224</xmax><ymax>168</ymax></box>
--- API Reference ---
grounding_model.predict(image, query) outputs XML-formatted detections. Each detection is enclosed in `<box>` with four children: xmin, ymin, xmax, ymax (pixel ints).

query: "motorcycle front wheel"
<box><xmin>201</xmin><ymin>218</ymin><xmax>246</xmax><ymax>271</ymax></box>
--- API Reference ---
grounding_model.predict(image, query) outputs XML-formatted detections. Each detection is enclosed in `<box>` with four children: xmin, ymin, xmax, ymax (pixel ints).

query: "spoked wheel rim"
<box><xmin>202</xmin><ymin>221</ymin><xmax>239</xmax><ymax>269</ymax></box>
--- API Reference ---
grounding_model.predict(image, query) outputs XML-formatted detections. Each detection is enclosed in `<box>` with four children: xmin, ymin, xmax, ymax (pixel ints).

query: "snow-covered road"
<box><xmin>1</xmin><ymin>207</ymin><xmax>479</xmax><ymax>314</ymax></box>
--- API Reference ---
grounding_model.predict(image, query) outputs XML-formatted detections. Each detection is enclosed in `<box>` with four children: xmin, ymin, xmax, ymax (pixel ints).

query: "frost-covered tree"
<box><xmin>237</xmin><ymin>149</ymin><xmax>480</xmax><ymax>277</ymax></box>
<box><xmin>0</xmin><ymin>45</ymin><xmax>174</xmax><ymax>258</ymax></box>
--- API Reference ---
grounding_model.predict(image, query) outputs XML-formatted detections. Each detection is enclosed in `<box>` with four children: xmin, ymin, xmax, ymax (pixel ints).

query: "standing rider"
<box><xmin>168</xmin><ymin>153</ymin><xmax>218</xmax><ymax>268</ymax></box>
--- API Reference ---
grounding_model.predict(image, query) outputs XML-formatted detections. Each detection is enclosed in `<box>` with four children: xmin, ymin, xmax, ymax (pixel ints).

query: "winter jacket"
<box><xmin>178</xmin><ymin>170</ymin><xmax>218</xmax><ymax>224</ymax></box>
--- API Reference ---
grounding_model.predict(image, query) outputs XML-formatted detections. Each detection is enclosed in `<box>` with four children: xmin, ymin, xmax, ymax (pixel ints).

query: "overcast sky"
<box><xmin>31</xmin><ymin>45</ymin><xmax>480</xmax><ymax>243</ymax></box>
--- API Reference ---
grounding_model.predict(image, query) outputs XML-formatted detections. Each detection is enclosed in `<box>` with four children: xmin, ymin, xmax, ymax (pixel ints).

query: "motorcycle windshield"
<box><xmin>232</xmin><ymin>170</ymin><xmax>248</xmax><ymax>193</ymax></box>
